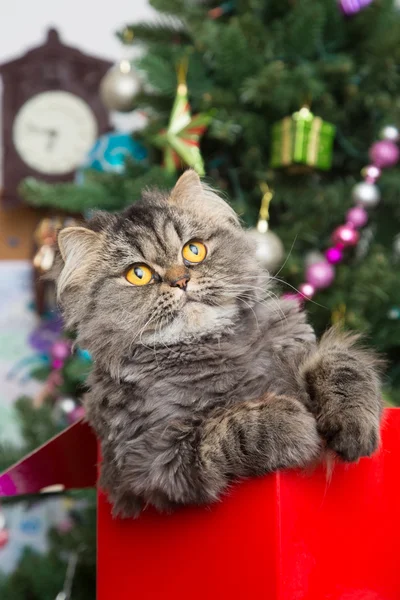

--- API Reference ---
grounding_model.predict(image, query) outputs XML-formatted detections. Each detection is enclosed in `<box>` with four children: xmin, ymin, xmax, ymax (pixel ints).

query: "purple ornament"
<box><xmin>52</xmin><ymin>358</ymin><xmax>64</xmax><ymax>370</ymax></box>
<box><xmin>299</xmin><ymin>283</ymin><xmax>316</xmax><ymax>299</ymax></box>
<box><xmin>346</xmin><ymin>205</ymin><xmax>368</xmax><ymax>228</ymax></box>
<box><xmin>51</xmin><ymin>340</ymin><xmax>71</xmax><ymax>360</ymax></box>
<box><xmin>332</xmin><ymin>224</ymin><xmax>360</xmax><ymax>247</ymax></box>
<box><xmin>369</xmin><ymin>140</ymin><xmax>400</xmax><ymax>169</ymax></box>
<box><xmin>325</xmin><ymin>246</ymin><xmax>344</xmax><ymax>264</ymax></box>
<box><xmin>362</xmin><ymin>164</ymin><xmax>381</xmax><ymax>183</ymax></box>
<box><xmin>339</xmin><ymin>0</ymin><xmax>373</xmax><ymax>15</ymax></box>
<box><xmin>29</xmin><ymin>315</ymin><xmax>64</xmax><ymax>354</ymax></box>
<box><xmin>306</xmin><ymin>261</ymin><xmax>335</xmax><ymax>290</ymax></box>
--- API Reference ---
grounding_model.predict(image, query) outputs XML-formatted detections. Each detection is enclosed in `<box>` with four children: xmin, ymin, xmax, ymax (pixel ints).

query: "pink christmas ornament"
<box><xmin>346</xmin><ymin>206</ymin><xmax>368</xmax><ymax>228</ymax></box>
<box><xmin>52</xmin><ymin>358</ymin><xmax>64</xmax><ymax>370</ymax></box>
<box><xmin>339</xmin><ymin>0</ymin><xmax>373</xmax><ymax>15</ymax></box>
<box><xmin>332</xmin><ymin>224</ymin><xmax>360</xmax><ymax>247</ymax></box>
<box><xmin>68</xmin><ymin>405</ymin><xmax>86</xmax><ymax>425</ymax></box>
<box><xmin>369</xmin><ymin>140</ymin><xmax>400</xmax><ymax>169</ymax></box>
<box><xmin>51</xmin><ymin>340</ymin><xmax>71</xmax><ymax>360</ymax></box>
<box><xmin>299</xmin><ymin>283</ymin><xmax>316</xmax><ymax>299</ymax></box>
<box><xmin>362</xmin><ymin>164</ymin><xmax>381</xmax><ymax>183</ymax></box>
<box><xmin>282</xmin><ymin>292</ymin><xmax>302</xmax><ymax>303</ymax></box>
<box><xmin>325</xmin><ymin>246</ymin><xmax>344</xmax><ymax>264</ymax></box>
<box><xmin>306</xmin><ymin>261</ymin><xmax>335</xmax><ymax>290</ymax></box>
<box><xmin>0</xmin><ymin>528</ymin><xmax>9</xmax><ymax>548</ymax></box>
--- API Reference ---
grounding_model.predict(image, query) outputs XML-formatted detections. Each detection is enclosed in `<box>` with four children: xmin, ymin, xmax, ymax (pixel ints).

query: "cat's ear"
<box><xmin>58</xmin><ymin>226</ymin><xmax>100</xmax><ymax>262</ymax></box>
<box><xmin>57</xmin><ymin>227</ymin><xmax>101</xmax><ymax>297</ymax></box>
<box><xmin>169</xmin><ymin>169</ymin><xmax>203</xmax><ymax>205</ymax></box>
<box><xmin>169</xmin><ymin>169</ymin><xmax>240</xmax><ymax>227</ymax></box>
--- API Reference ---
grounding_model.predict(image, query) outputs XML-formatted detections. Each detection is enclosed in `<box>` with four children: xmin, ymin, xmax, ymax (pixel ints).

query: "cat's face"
<box><xmin>57</xmin><ymin>171</ymin><xmax>263</xmax><ymax>367</ymax></box>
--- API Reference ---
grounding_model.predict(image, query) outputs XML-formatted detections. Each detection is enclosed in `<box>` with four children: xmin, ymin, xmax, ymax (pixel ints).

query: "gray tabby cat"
<box><xmin>56</xmin><ymin>170</ymin><xmax>383</xmax><ymax>518</ymax></box>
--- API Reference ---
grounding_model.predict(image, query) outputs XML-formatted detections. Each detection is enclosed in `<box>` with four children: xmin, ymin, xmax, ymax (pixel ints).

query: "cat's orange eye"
<box><xmin>125</xmin><ymin>264</ymin><xmax>153</xmax><ymax>286</ymax></box>
<box><xmin>182</xmin><ymin>241</ymin><xmax>207</xmax><ymax>264</ymax></box>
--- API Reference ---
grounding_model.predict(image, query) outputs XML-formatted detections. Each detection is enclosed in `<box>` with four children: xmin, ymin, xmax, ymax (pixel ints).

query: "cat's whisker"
<box><xmin>236</xmin><ymin>297</ymin><xmax>260</xmax><ymax>330</ymax></box>
<box><xmin>269</xmin><ymin>276</ymin><xmax>328</xmax><ymax>309</ymax></box>
<box><xmin>273</xmin><ymin>234</ymin><xmax>298</xmax><ymax>279</ymax></box>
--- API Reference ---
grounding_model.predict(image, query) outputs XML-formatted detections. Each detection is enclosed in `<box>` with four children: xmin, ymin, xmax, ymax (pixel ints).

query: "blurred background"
<box><xmin>0</xmin><ymin>0</ymin><xmax>399</xmax><ymax>597</ymax></box>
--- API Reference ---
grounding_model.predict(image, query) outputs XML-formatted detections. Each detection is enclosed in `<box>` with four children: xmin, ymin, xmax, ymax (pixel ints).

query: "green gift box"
<box><xmin>270</xmin><ymin>107</ymin><xmax>336</xmax><ymax>171</ymax></box>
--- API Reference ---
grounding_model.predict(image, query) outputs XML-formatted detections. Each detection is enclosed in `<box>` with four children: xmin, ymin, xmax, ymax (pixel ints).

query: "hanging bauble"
<box><xmin>100</xmin><ymin>60</ymin><xmax>140</xmax><ymax>113</ymax></box>
<box><xmin>271</xmin><ymin>106</ymin><xmax>336</xmax><ymax>172</ymax></box>
<box><xmin>68</xmin><ymin>405</ymin><xmax>86</xmax><ymax>425</ymax></box>
<box><xmin>298</xmin><ymin>282</ymin><xmax>316</xmax><ymax>300</ymax></box>
<box><xmin>369</xmin><ymin>140</ymin><xmax>400</xmax><ymax>168</ymax></box>
<box><xmin>81</xmin><ymin>132</ymin><xmax>147</xmax><ymax>175</ymax></box>
<box><xmin>352</xmin><ymin>182</ymin><xmax>381</xmax><ymax>208</ymax></box>
<box><xmin>58</xmin><ymin>397</ymin><xmax>78</xmax><ymax>415</ymax></box>
<box><xmin>325</xmin><ymin>246</ymin><xmax>344</xmax><ymax>264</ymax></box>
<box><xmin>346</xmin><ymin>205</ymin><xmax>369</xmax><ymax>228</ymax></box>
<box><xmin>304</xmin><ymin>250</ymin><xmax>325</xmax><ymax>268</ymax></box>
<box><xmin>306</xmin><ymin>260</ymin><xmax>335</xmax><ymax>290</ymax></box>
<box><xmin>387</xmin><ymin>307</ymin><xmax>400</xmax><ymax>320</ymax></box>
<box><xmin>53</xmin><ymin>396</ymin><xmax>84</xmax><ymax>426</ymax></box>
<box><xmin>361</xmin><ymin>164</ymin><xmax>381</xmax><ymax>183</ymax></box>
<box><xmin>393</xmin><ymin>233</ymin><xmax>400</xmax><ymax>260</ymax></box>
<box><xmin>0</xmin><ymin>528</ymin><xmax>9</xmax><ymax>549</ymax></box>
<box><xmin>338</xmin><ymin>0</ymin><xmax>373</xmax><ymax>15</ymax></box>
<box><xmin>153</xmin><ymin>60</ymin><xmax>211</xmax><ymax>175</ymax></box>
<box><xmin>248</xmin><ymin>228</ymin><xmax>285</xmax><ymax>272</ymax></box>
<box><xmin>0</xmin><ymin>510</ymin><xmax>9</xmax><ymax>549</ymax></box>
<box><xmin>380</xmin><ymin>125</ymin><xmax>400</xmax><ymax>143</ymax></box>
<box><xmin>332</xmin><ymin>224</ymin><xmax>360</xmax><ymax>248</ymax></box>
<box><xmin>247</xmin><ymin>183</ymin><xmax>285</xmax><ymax>272</ymax></box>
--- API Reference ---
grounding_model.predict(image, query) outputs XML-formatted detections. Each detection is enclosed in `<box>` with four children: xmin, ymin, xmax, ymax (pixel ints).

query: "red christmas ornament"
<box><xmin>332</xmin><ymin>224</ymin><xmax>360</xmax><ymax>248</ymax></box>
<box><xmin>0</xmin><ymin>528</ymin><xmax>9</xmax><ymax>548</ymax></box>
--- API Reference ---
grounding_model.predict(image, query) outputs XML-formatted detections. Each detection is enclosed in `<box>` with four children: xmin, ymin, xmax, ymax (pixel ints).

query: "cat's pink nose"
<box><xmin>170</xmin><ymin>275</ymin><xmax>190</xmax><ymax>291</ymax></box>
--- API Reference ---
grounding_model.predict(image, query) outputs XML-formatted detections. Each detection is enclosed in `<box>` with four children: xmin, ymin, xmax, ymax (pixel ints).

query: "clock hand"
<box><xmin>46</xmin><ymin>129</ymin><xmax>58</xmax><ymax>151</ymax></box>
<box><xmin>28</xmin><ymin>123</ymin><xmax>58</xmax><ymax>137</ymax></box>
<box><xmin>27</xmin><ymin>123</ymin><xmax>49</xmax><ymax>134</ymax></box>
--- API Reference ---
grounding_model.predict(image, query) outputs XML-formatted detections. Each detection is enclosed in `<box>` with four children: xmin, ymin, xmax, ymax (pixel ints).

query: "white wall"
<box><xmin>0</xmin><ymin>0</ymin><xmax>156</xmax><ymax>64</ymax></box>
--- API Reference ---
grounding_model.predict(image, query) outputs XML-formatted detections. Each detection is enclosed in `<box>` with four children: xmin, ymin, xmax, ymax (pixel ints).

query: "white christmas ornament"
<box><xmin>352</xmin><ymin>182</ymin><xmax>381</xmax><ymax>208</ymax></box>
<box><xmin>380</xmin><ymin>125</ymin><xmax>400</xmax><ymax>143</ymax></box>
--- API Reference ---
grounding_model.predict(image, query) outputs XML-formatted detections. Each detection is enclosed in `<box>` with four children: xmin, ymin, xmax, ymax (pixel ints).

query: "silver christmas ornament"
<box><xmin>248</xmin><ymin>225</ymin><xmax>285</xmax><ymax>272</ymax></box>
<box><xmin>393</xmin><ymin>233</ymin><xmax>400</xmax><ymax>259</ymax></box>
<box><xmin>100</xmin><ymin>60</ymin><xmax>140</xmax><ymax>113</ymax></box>
<box><xmin>352</xmin><ymin>181</ymin><xmax>381</xmax><ymax>208</ymax></box>
<box><xmin>304</xmin><ymin>250</ymin><xmax>324</xmax><ymax>268</ymax></box>
<box><xmin>380</xmin><ymin>125</ymin><xmax>400</xmax><ymax>143</ymax></box>
<box><xmin>59</xmin><ymin>397</ymin><xmax>77</xmax><ymax>414</ymax></box>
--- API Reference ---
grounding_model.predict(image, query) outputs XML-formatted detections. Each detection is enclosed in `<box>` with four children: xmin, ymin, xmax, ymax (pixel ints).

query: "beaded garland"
<box><xmin>283</xmin><ymin>126</ymin><xmax>400</xmax><ymax>304</ymax></box>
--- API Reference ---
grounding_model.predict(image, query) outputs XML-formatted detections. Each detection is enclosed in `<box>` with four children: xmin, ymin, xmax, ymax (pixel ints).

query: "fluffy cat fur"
<box><xmin>55</xmin><ymin>170</ymin><xmax>383</xmax><ymax>517</ymax></box>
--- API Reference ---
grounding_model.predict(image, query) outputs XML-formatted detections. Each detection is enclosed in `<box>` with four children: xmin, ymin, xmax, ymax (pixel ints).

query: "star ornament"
<box><xmin>154</xmin><ymin>82</ymin><xmax>211</xmax><ymax>176</ymax></box>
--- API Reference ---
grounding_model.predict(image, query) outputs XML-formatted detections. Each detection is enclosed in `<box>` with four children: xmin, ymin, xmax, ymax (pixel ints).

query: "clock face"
<box><xmin>12</xmin><ymin>91</ymin><xmax>98</xmax><ymax>175</ymax></box>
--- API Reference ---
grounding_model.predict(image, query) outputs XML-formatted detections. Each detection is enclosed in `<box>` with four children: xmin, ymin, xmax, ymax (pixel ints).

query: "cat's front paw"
<box><xmin>318</xmin><ymin>411</ymin><xmax>380</xmax><ymax>462</ymax></box>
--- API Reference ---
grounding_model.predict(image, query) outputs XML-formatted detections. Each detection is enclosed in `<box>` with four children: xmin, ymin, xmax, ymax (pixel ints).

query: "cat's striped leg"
<box><xmin>121</xmin><ymin>394</ymin><xmax>320</xmax><ymax>511</ymax></box>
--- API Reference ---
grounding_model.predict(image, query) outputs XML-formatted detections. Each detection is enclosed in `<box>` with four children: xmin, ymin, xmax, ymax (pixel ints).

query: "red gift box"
<box><xmin>2</xmin><ymin>409</ymin><xmax>400</xmax><ymax>599</ymax></box>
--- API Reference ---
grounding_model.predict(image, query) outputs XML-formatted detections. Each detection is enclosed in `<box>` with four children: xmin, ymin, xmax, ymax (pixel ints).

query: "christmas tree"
<box><xmin>22</xmin><ymin>0</ymin><xmax>400</xmax><ymax>402</ymax></box>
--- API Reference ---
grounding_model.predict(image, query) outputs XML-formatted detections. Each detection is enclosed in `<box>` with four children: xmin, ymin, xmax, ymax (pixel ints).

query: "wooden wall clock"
<box><xmin>0</xmin><ymin>28</ymin><xmax>112</xmax><ymax>207</ymax></box>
